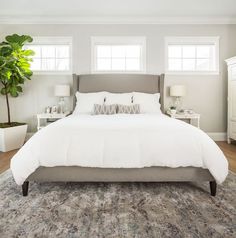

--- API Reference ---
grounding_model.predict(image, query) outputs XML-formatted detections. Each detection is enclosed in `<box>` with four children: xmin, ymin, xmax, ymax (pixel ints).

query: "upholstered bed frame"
<box><xmin>22</xmin><ymin>74</ymin><xmax>216</xmax><ymax>196</ymax></box>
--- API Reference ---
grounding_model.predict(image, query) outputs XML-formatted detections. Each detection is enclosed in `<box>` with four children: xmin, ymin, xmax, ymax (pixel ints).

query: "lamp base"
<box><xmin>58</xmin><ymin>97</ymin><xmax>66</xmax><ymax>114</ymax></box>
<box><xmin>174</xmin><ymin>97</ymin><xmax>183</xmax><ymax>112</ymax></box>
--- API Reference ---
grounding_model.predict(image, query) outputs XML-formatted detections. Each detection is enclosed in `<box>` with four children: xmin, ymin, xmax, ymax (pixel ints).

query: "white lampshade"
<box><xmin>55</xmin><ymin>85</ymin><xmax>70</xmax><ymax>97</ymax></box>
<box><xmin>170</xmin><ymin>85</ymin><xmax>186</xmax><ymax>97</ymax></box>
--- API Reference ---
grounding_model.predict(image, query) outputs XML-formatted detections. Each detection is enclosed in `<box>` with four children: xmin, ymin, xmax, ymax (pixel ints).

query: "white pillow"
<box><xmin>105</xmin><ymin>93</ymin><xmax>133</xmax><ymax>105</ymax></box>
<box><xmin>73</xmin><ymin>92</ymin><xmax>106</xmax><ymax>115</ymax></box>
<box><xmin>132</xmin><ymin>92</ymin><xmax>161</xmax><ymax>114</ymax></box>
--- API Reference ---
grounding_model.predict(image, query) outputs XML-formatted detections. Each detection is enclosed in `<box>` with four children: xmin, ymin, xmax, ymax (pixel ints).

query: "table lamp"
<box><xmin>170</xmin><ymin>85</ymin><xmax>186</xmax><ymax>111</ymax></box>
<box><xmin>55</xmin><ymin>85</ymin><xmax>70</xmax><ymax>113</ymax></box>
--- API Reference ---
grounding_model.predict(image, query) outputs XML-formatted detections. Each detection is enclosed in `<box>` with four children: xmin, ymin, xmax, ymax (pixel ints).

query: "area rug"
<box><xmin>0</xmin><ymin>170</ymin><xmax>235</xmax><ymax>238</ymax></box>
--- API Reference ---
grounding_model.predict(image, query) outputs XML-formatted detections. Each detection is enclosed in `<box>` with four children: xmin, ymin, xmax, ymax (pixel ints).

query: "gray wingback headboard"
<box><xmin>72</xmin><ymin>74</ymin><xmax>165</xmax><ymax>112</ymax></box>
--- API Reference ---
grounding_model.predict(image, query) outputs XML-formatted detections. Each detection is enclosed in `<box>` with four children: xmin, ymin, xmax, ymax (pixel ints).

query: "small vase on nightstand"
<box><xmin>169</xmin><ymin>106</ymin><xmax>177</xmax><ymax>115</ymax></box>
<box><xmin>170</xmin><ymin>109</ymin><xmax>177</xmax><ymax>115</ymax></box>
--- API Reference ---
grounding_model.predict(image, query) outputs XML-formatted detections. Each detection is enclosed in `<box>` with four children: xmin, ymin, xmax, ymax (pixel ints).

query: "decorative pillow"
<box><xmin>117</xmin><ymin>104</ymin><xmax>140</xmax><ymax>114</ymax></box>
<box><xmin>94</xmin><ymin>104</ymin><xmax>117</xmax><ymax>115</ymax></box>
<box><xmin>73</xmin><ymin>92</ymin><xmax>106</xmax><ymax>115</ymax></box>
<box><xmin>132</xmin><ymin>92</ymin><xmax>161</xmax><ymax>114</ymax></box>
<box><xmin>105</xmin><ymin>93</ymin><xmax>133</xmax><ymax>105</ymax></box>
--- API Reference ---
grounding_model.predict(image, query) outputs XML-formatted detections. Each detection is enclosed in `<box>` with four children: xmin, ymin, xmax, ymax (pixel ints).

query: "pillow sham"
<box><xmin>73</xmin><ymin>92</ymin><xmax>106</xmax><ymax>115</ymax></box>
<box><xmin>132</xmin><ymin>92</ymin><xmax>161</xmax><ymax>114</ymax></box>
<box><xmin>93</xmin><ymin>104</ymin><xmax>117</xmax><ymax>115</ymax></box>
<box><xmin>117</xmin><ymin>104</ymin><xmax>140</xmax><ymax>114</ymax></box>
<box><xmin>105</xmin><ymin>93</ymin><xmax>133</xmax><ymax>105</ymax></box>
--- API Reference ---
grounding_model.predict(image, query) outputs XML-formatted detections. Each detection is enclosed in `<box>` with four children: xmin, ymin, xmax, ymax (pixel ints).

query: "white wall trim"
<box><xmin>207</xmin><ymin>132</ymin><xmax>227</xmax><ymax>141</ymax></box>
<box><xmin>0</xmin><ymin>16</ymin><xmax>236</xmax><ymax>25</ymax></box>
<box><xmin>25</xmin><ymin>36</ymin><xmax>73</xmax><ymax>74</ymax></box>
<box><xmin>164</xmin><ymin>36</ymin><xmax>220</xmax><ymax>75</ymax></box>
<box><xmin>91</xmin><ymin>36</ymin><xmax>146</xmax><ymax>73</ymax></box>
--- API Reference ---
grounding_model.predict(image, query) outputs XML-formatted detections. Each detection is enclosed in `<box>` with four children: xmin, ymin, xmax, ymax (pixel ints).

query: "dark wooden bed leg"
<box><xmin>210</xmin><ymin>181</ymin><xmax>217</xmax><ymax>196</ymax></box>
<box><xmin>22</xmin><ymin>181</ymin><xmax>29</xmax><ymax>196</ymax></box>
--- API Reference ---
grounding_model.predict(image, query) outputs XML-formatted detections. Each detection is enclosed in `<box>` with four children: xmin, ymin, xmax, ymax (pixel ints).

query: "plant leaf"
<box><xmin>22</xmin><ymin>49</ymin><xmax>35</xmax><ymax>56</ymax></box>
<box><xmin>16</xmin><ymin>86</ymin><xmax>23</xmax><ymax>92</ymax></box>
<box><xmin>5</xmin><ymin>34</ymin><xmax>33</xmax><ymax>47</ymax></box>
<box><xmin>0</xmin><ymin>88</ymin><xmax>7</xmax><ymax>95</ymax></box>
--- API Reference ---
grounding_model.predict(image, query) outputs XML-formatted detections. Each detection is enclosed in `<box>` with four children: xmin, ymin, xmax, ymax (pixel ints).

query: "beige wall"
<box><xmin>0</xmin><ymin>24</ymin><xmax>236</xmax><ymax>133</ymax></box>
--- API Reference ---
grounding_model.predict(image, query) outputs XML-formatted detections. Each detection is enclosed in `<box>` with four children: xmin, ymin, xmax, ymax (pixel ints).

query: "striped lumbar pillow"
<box><xmin>117</xmin><ymin>104</ymin><xmax>140</xmax><ymax>114</ymax></box>
<box><xmin>93</xmin><ymin>104</ymin><xmax>117</xmax><ymax>115</ymax></box>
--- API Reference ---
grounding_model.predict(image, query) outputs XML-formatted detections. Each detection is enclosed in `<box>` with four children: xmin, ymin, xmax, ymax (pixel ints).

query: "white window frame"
<box><xmin>165</xmin><ymin>36</ymin><xmax>220</xmax><ymax>75</ymax></box>
<box><xmin>91</xmin><ymin>36</ymin><xmax>146</xmax><ymax>73</ymax></box>
<box><xmin>26</xmin><ymin>36</ymin><xmax>73</xmax><ymax>75</ymax></box>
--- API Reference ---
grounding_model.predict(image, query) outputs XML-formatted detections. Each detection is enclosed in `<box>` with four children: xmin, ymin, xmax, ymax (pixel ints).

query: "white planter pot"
<box><xmin>0</xmin><ymin>124</ymin><xmax>27</xmax><ymax>152</ymax></box>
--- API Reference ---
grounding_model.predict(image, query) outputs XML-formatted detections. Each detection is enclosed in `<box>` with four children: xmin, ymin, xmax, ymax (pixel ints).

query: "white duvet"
<box><xmin>11</xmin><ymin>114</ymin><xmax>228</xmax><ymax>185</ymax></box>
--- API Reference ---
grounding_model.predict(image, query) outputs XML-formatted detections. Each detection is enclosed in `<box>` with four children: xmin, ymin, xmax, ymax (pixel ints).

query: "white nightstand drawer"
<box><xmin>37</xmin><ymin>112</ymin><xmax>71</xmax><ymax>131</ymax></box>
<box><xmin>166</xmin><ymin>111</ymin><xmax>200</xmax><ymax>128</ymax></box>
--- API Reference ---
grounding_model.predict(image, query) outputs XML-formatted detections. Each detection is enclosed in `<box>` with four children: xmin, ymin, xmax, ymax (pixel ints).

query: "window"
<box><xmin>165</xmin><ymin>37</ymin><xmax>219</xmax><ymax>74</ymax></box>
<box><xmin>91</xmin><ymin>37</ymin><xmax>146</xmax><ymax>73</ymax></box>
<box><xmin>24</xmin><ymin>37</ymin><xmax>72</xmax><ymax>74</ymax></box>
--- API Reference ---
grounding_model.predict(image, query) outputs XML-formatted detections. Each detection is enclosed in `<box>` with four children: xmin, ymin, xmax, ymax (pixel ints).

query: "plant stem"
<box><xmin>5</xmin><ymin>92</ymin><xmax>11</xmax><ymax>124</ymax></box>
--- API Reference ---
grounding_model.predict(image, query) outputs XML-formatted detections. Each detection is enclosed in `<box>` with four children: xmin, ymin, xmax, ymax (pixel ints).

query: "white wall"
<box><xmin>0</xmin><ymin>24</ymin><xmax>236</xmax><ymax>133</ymax></box>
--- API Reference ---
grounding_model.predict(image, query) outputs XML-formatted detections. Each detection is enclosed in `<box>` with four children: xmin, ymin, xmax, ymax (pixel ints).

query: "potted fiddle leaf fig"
<box><xmin>0</xmin><ymin>34</ymin><xmax>34</xmax><ymax>152</ymax></box>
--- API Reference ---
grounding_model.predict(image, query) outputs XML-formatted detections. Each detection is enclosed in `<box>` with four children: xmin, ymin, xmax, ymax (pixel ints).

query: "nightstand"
<box><xmin>37</xmin><ymin>112</ymin><xmax>71</xmax><ymax>131</ymax></box>
<box><xmin>166</xmin><ymin>112</ymin><xmax>200</xmax><ymax>128</ymax></box>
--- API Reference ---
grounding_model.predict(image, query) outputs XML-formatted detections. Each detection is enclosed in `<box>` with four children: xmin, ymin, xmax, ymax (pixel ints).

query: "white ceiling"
<box><xmin>0</xmin><ymin>0</ymin><xmax>236</xmax><ymax>24</ymax></box>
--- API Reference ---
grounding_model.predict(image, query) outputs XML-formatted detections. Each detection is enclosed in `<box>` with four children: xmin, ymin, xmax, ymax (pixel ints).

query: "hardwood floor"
<box><xmin>0</xmin><ymin>142</ymin><xmax>235</xmax><ymax>174</ymax></box>
<box><xmin>0</xmin><ymin>149</ymin><xmax>17</xmax><ymax>174</ymax></box>
<box><xmin>217</xmin><ymin>141</ymin><xmax>236</xmax><ymax>173</ymax></box>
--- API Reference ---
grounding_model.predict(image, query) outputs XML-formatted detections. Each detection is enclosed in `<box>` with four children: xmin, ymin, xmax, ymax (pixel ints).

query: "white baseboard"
<box><xmin>207</xmin><ymin>132</ymin><xmax>227</xmax><ymax>141</ymax></box>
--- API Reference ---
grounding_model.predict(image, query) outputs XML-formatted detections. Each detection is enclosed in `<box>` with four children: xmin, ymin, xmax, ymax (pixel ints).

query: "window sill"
<box><xmin>32</xmin><ymin>71</ymin><xmax>72</xmax><ymax>76</ymax></box>
<box><xmin>91</xmin><ymin>70</ymin><xmax>146</xmax><ymax>74</ymax></box>
<box><xmin>165</xmin><ymin>71</ymin><xmax>220</xmax><ymax>76</ymax></box>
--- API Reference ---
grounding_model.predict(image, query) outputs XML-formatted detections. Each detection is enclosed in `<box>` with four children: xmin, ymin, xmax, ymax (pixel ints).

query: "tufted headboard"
<box><xmin>72</xmin><ymin>74</ymin><xmax>165</xmax><ymax>112</ymax></box>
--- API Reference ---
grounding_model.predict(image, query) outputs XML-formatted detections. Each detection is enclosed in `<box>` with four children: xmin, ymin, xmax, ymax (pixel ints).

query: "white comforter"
<box><xmin>11</xmin><ymin>114</ymin><xmax>228</xmax><ymax>185</ymax></box>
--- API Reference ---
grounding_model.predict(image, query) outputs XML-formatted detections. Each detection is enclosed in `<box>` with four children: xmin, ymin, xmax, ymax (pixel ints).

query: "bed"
<box><xmin>10</xmin><ymin>74</ymin><xmax>228</xmax><ymax>196</ymax></box>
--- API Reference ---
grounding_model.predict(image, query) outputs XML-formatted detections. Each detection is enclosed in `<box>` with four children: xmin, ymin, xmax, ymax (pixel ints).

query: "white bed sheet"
<box><xmin>11</xmin><ymin>114</ymin><xmax>228</xmax><ymax>185</ymax></box>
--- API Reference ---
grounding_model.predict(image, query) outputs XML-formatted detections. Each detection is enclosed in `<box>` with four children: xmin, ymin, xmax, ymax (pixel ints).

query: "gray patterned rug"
<box><xmin>0</xmin><ymin>170</ymin><xmax>235</xmax><ymax>238</ymax></box>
